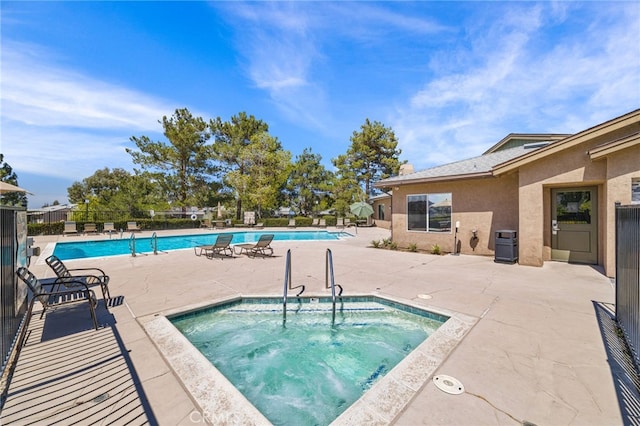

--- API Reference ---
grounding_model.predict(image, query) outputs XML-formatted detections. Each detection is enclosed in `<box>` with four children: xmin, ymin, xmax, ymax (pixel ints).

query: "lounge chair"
<box><xmin>63</xmin><ymin>221</ymin><xmax>78</xmax><ymax>236</ymax></box>
<box><xmin>311</xmin><ymin>218</ymin><xmax>319</xmax><ymax>227</ymax></box>
<box><xmin>194</xmin><ymin>233</ymin><xmax>234</xmax><ymax>258</ymax></box>
<box><xmin>319</xmin><ymin>218</ymin><xmax>327</xmax><ymax>228</ymax></box>
<box><xmin>127</xmin><ymin>221</ymin><xmax>141</xmax><ymax>232</ymax></box>
<box><xmin>103</xmin><ymin>222</ymin><xmax>116</xmax><ymax>234</ymax></box>
<box><xmin>16</xmin><ymin>267</ymin><xmax>98</xmax><ymax>330</ymax></box>
<box><xmin>84</xmin><ymin>223</ymin><xmax>98</xmax><ymax>234</ymax></box>
<box><xmin>45</xmin><ymin>255</ymin><xmax>111</xmax><ymax>304</ymax></box>
<box><xmin>336</xmin><ymin>218</ymin><xmax>345</xmax><ymax>229</ymax></box>
<box><xmin>288</xmin><ymin>218</ymin><xmax>296</xmax><ymax>228</ymax></box>
<box><xmin>200</xmin><ymin>218</ymin><xmax>212</xmax><ymax>229</ymax></box>
<box><xmin>234</xmin><ymin>234</ymin><xmax>274</xmax><ymax>258</ymax></box>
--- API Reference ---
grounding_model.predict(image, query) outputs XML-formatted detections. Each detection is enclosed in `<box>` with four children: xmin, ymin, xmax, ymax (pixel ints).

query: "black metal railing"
<box><xmin>0</xmin><ymin>207</ymin><xmax>28</xmax><ymax>386</ymax></box>
<box><xmin>615</xmin><ymin>203</ymin><xmax>640</xmax><ymax>367</ymax></box>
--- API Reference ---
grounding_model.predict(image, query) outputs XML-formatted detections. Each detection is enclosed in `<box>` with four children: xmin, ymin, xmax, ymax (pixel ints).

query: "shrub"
<box><xmin>408</xmin><ymin>243</ymin><xmax>418</xmax><ymax>252</ymax></box>
<box><xmin>431</xmin><ymin>244</ymin><xmax>441</xmax><ymax>255</ymax></box>
<box><xmin>382</xmin><ymin>238</ymin><xmax>392</xmax><ymax>248</ymax></box>
<box><xmin>390</xmin><ymin>241</ymin><xmax>398</xmax><ymax>250</ymax></box>
<box><xmin>371</xmin><ymin>240</ymin><xmax>381</xmax><ymax>248</ymax></box>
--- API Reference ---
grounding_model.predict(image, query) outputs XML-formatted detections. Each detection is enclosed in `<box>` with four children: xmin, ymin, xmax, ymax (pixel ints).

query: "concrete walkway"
<box><xmin>1</xmin><ymin>227</ymin><xmax>635</xmax><ymax>425</ymax></box>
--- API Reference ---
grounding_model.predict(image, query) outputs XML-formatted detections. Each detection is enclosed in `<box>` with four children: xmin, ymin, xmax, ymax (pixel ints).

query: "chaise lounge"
<box><xmin>45</xmin><ymin>255</ymin><xmax>111</xmax><ymax>304</ymax></box>
<box><xmin>16</xmin><ymin>267</ymin><xmax>99</xmax><ymax>330</ymax></box>
<box><xmin>127</xmin><ymin>221</ymin><xmax>141</xmax><ymax>232</ymax></box>
<box><xmin>63</xmin><ymin>221</ymin><xmax>78</xmax><ymax>236</ymax></box>
<box><xmin>234</xmin><ymin>234</ymin><xmax>275</xmax><ymax>258</ymax></box>
<box><xmin>194</xmin><ymin>233</ymin><xmax>234</xmax><ymax>258</ymax></box>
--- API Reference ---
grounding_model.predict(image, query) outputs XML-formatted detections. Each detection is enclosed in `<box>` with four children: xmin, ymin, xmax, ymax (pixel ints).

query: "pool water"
<box><xmin>52</xmin><ymin>230</ymin><xmax>349</xmax><ymax>260</ymax></box>
<box><xmin>170</xmin><ymin>297</ymin><xmax>447</xmax><ymax>425</ymax></box>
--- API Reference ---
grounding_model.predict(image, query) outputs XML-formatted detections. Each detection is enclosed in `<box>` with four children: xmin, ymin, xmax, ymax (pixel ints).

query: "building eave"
<box><xmin>588</xmin><ymin>131</ymin><xmax>640</xmax><ymax>160</ymax></box>
<box><xmin>374</xmin><ymin>171</ymin><xmax>493</xmax><ymax>188</ymax></box>
<box><xmin>492</xmin><ymin>109</ymin><xmax>640</xmax><ymax>176</ymax></box>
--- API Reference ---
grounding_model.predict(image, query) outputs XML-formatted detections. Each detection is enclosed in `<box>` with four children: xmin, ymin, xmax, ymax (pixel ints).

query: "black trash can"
<box><xmin>495</xmin><ymin>230</ymin><xmax>518</xmax><ymax>263</ymax></box>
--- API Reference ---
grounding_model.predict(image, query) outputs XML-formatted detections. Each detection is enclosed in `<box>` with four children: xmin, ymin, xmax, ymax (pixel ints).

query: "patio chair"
<box><xmin>336</xmin><ymin>218</ymin><xmax>345</xmax><ymax>229</ymax></box>
<box><xmin>63</xmin><ymin>221</ymin><xmax>78</xmax><ymax>236</ymax></box>
<box><xmin>234</xmin><ymin>234</ymin><xmax>274</xmax><ymax>258</ymax></box>
<box><xmin>45</xmin><ymin>255</ymin><xmax>111</xmax><ymax>303</ymax></box>
<box><xmin>127</xmin><ymin>221</ymin><xmax>141</xmax><ymax>232</ymax></box>
<box><xmin>288</xmin><ymin>218</ymin><xmax>296</xmax><ymax>228</ymax></box>
<box><xmin>194</xmin><ymin>233</ymin><xmax>234</xmax><ymax>258</ymax></box>
<box><xmin>16</xmin><ymin>267</ymin><xmax>98</xmax><ymax>330</ymax></box>
<box><xmin>84</xmin><ymin>223</ymin><xmax>98</xmax><ymax>234</ymax></box>
<box><xmin>103</xmin><ymin>222</ymin><xmax>116</xmax><ymax>235</ymax></box>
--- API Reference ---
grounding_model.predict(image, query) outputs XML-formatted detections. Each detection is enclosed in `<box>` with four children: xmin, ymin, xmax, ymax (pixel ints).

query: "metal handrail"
<box><xmin>282</xmin><ymin>249</ymin><xmax>304</xmax><ymax>325</ymax></box>
<box><xmin>325</xmin><ymin>248</ymin><xmax>343</xmax><ymax>323</ymax></box>
<box><xmin>151</xmin><ymin>232</ymin><xmax>158</xmax><ymax>255</ymax></box>
<box><xmin>129</xmin><ymin>233</ymin><xmax>136</xmax><ymax>257</ymax></box>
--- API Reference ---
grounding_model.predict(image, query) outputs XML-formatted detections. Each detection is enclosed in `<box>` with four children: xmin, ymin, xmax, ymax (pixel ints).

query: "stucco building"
<box><xmin>375</xmin><ymin>109</ymin><xmax>640</xmax><ymax>277</ymax></box>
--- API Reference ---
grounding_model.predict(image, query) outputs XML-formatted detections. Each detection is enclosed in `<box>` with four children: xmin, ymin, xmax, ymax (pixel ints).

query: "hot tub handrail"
<box><xmin>283</xmin><ymin>249</ymin><xmax>292</xmax><ymax>322</ymax></box>
<box><xmin>129</xmin><ymin>232</ymin><xmax>136</xmax><ymax>257</ymax></box>
<box><xmin>325</xmin><ymin>248</ymin><xmax>343</xmax><ymax>323</ymax></box>
<box><xmin>283</xmin><ymin>249</ymin><xmax>305</xmax><ymax>324</ymax></box>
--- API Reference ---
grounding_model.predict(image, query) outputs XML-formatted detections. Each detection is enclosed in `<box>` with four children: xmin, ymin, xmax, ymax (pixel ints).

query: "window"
<box><xmin>555</xmin><ymin>191</ymin><xmax>591</xmax><ymax>224</ymax></box>
<box><xmin>407</xmin><ymin>193</ymin><xmax>452</xmax><ymax>232</ymax></box>
<box><xmin>633</xmin><ymin>178</ymin><xmax>640</xmax><ymax>204</ymax></box>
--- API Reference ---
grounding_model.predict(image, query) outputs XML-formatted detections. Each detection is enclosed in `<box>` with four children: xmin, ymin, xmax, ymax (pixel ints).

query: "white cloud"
<box><xmin>393</xmin><ymin>3</ymin><xmax>640</xmax><ymax>170</ymax></box>
<box><xmin>1</xmin><ymin>41</ymin><xmax>178</xmax><ymax>180</ymax></box>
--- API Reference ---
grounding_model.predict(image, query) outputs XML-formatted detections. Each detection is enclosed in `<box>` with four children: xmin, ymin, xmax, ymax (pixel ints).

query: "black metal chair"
<box><xmin>16</xmin><ymin>267</ymin><xmax>98</xmax><ymax>330</ymax></box>
<box><xmin>45</xmin><ymin>255</ymin><xmax>111</xmax><ymax>303</ymax></box>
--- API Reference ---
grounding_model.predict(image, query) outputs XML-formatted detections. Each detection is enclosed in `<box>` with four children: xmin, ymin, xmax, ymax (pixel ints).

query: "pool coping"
<box><xmin>139</xmin><ymin>293</ymin><xmax>478</xmax><ymax>425</ymax></box>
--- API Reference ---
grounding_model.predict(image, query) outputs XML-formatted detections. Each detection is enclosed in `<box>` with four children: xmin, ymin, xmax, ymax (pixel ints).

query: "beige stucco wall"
<box><xmin>371</xmin><ymin>197</ymin><xmax>391</xmax><ymax>229</ymax></box>
<box><xmin>390</xmin><ymin>174</ymin><xmax>519</xmax><ymax>255</ymax></box>
<box><xmin>516</xmin><ymin>133</ymin><xmax>639</xmax><ymax>276</ymax></box>
<box><xmin>601</xmin><ymin>147</ymin><xmax>640</xmax><ymax>275</ymax></box>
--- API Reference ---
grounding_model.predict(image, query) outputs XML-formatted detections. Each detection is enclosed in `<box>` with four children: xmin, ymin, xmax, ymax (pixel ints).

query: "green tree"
<box><xmin>333</xmin><ymin>119</ymin><xmax>404</xmax><ymax>198</ymax></box>
<box><xmin>210</xmin><ymin>112</ymin><xmax>269</xmax><ymax>219</ymax></box>
<box><xmin>0</xmin><ymin>154</ymin><xmax>27</xmax><ymax>207</ymax></box>
<box><xmin>227</xmin><ymin>132</ymin><xmax>291</xmax><ymax>218</ymax></box>
<box><xmin>287</xmin><ymin>148</ymin><xmax>333</xmax><ymax>216</ymax></box>
<box><xmin>68</xmin><ymin>168</ymin><xmax>167</xmax><ymax>217</ymax></box>
<box><xmin>127</xmin><ymin>108</ymin><xmax>216</xmax><ymax>215</ymax></box>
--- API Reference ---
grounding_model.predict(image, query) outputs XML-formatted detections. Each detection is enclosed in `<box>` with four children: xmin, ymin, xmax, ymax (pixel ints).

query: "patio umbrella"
<box><xmin>350</xmin><ymin>201</ymin><xmax>374</xmax><ymax>218</ymax></box>
<box><xmin>0</xmin><ymin>181</ymin><xmax>32</xmax><ymax>194</ymax></box>
<box><xmin>217</xmin><ymin>201</ymin><xmax>223</xmax><ymax>218</ymax></box>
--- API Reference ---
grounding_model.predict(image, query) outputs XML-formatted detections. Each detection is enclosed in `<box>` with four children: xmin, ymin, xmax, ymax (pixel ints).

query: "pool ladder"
<box><xmin>282</xmin><ymin>249</ymin><xmax>305</xmax><ymax>324</ymax></box>
<box><xmin>128</xmin><ymin>232</ymin><xmax>159</xmax><ymax>257</ymax></box>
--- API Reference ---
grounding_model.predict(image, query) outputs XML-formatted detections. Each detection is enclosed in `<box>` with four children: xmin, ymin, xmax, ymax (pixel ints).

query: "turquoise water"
<box><xmin>53</xmin><ymin>230</ymin><xmax>349</xmax><ymax>260</ymax></box>
<box><xmin>170</xmin><ymin>297</ymin><xmax>447</xmax><ymax>426</ymax></box>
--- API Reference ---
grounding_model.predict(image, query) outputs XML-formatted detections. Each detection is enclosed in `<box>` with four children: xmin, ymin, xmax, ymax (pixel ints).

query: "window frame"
<box><xmin>407</xmin><ymin>193</ymin><xmax>452</xmax><ymax>233</ymax></box>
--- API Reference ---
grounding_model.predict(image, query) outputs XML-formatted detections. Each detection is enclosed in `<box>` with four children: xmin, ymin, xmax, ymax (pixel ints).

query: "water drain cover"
<box><xmin>433</xmin><ymin>375</ymin><xmax>464</xmax><ymax>395</ymax></box>
<box><xmin>417</xmin><ymin>294</ymin><xmax>432</xmax><ymax>300</ymax></box>
<box><xmin>92</xmin><ymin>393</ymin><xmax>110</xmax><ymax>403</ymax></box>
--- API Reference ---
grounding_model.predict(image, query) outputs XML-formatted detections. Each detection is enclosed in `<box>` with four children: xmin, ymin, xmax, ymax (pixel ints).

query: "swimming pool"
<box><xmin>159</xmin><ymin>296</ymin><xmax>450</xmax><ymax>425</ymax></box>
<box><xmin>52</xmin><ymin>230</ymin><xmax>350</xmax><ymax>260</ymax></box>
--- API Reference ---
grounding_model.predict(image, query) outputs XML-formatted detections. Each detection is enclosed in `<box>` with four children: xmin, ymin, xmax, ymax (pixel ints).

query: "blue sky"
<box><xmin>2</xmin><ymin>1</ymin><xmax>639</xmax><ymax>208</ymax></box>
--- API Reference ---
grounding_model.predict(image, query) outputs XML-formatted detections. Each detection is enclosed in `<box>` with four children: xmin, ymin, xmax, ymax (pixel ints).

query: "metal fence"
<box><xmin>0</xmin><ymin>207</ymin><xmax>28</xmax><ymax>377</ymax></box>
<box><xmin>615</xmin><ymin>203</ymin><xmax>640</xmax><ymax>367</ymax></box>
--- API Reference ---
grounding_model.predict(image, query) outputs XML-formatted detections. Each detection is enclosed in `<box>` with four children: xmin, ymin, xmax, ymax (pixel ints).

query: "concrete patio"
<box><xmin>1</xmin><ymin>227</ymin><xmax>637</xmax><ymax>425</ymax></box>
